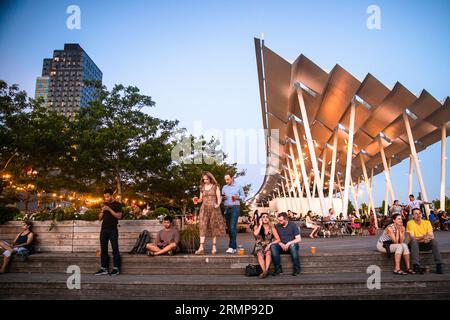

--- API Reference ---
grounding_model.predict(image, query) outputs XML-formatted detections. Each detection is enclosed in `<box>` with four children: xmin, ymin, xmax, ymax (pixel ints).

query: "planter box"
<box><xmin>0</xmin><ymin>220</ymin><xmax>162</xmax><ymax>253</ymax></box>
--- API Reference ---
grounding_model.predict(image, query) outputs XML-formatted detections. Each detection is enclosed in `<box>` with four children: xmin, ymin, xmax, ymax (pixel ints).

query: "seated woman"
<box><xmin>347</xmin><ymin>213</ymin><xmax>361</xmax><ymax>235</ymax></box>
<box><xmin>305</xmin><ymin>211</ymin><xmax>320</xmax><ymax>239</ymax></box>
<box><xmin>438</xmin><ymin>210</ymin><xmax>449</xmax><ymax>231</ymax></box>
<box><xmin>0</xmin><ymin>221</ymin><xmax>34</xmax><ymax>274</ymax></box>
<box><xmin>253</xmin><ymin>213</ymin><xmax>280</xmax><ymax>278</ymax></box>
<box><xmin>376</xmin><ymin>213</ymin><xmax>414</xmax><ymax>275</ymax></box>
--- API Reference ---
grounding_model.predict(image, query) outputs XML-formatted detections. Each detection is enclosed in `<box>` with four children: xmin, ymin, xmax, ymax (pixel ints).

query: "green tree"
<box><xmin>70</xmin><ymin>81</ymin><xmax>178</xmax><ymax>198</ymax></box>
<box><xmin>152</xmin><ymin>135</ymin><xmax>249</xmax><ymax>214</ymax></box>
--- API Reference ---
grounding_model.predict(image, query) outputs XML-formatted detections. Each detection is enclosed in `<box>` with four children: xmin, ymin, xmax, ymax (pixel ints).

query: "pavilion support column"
<box><xmin>440</xmin><ymin>126</ymin><xmax>446</xmax><ymax>211</ymax></box>
<box><xmin>311</xmin><ymin>171</ymin><xmax>317</xmax><ymax>198</ymax></box>
<box><xmin>342</xmin><ymin>100</ymin><xmax>356</xmax><ymax>218</ymax></box>
<box><xmin>280</xmin><ymin>182</ymin><xmax>289</xmax><ymax>213</ymax></box>
<box><xmin>283</xmin><ymin>171</ymin><xmax>294</xmax><ymax>213</ymax></box>
<box><xmin>295</xmin><ymin>87</ymin><xmax>327</xmax><ymax>216</ymax></box>
<box><xmin>378</xmin><ymin>138</ymin><xmax>396</xmax><ymax>202</ymax></box>
<box><xmin>320</xmin><ymin>151</ymin><xmax>328</xmax><ymax>207</ymax></box>
<box><xmin>292</xmin><ymin>122</ymin><xmax>313</xmax><ymax>211</ymax></box>
<box><xmin>328</xmin><ymin>131</ymin><xmax>338</xmax><ymax>209</ymax></box>
<box><xmin>286</xmin><ymin>160</ymin><xmax>299</xmax><ymax>213</ymax></box>
<box><xmin>384</xmin><ymin>178</ymin><xmax>389</xmax><ymax>215</ymax></box>
<box><xmin>350</xmin><ymin>178</ymin><xmax>360</xmax><ymax>216</ymax></box>
<box><xmin>360</xmin><ymin>155</ymin><xmax>378</xmax><ymax>228</ymax></box>
<box><xmin>402</xmin><ymin>112</ymin><xmax>431</xmax><ymax>217</ymax></box>
<box><xmin>336</xmin><ymin>173</ymin><xmax>345</xmax><ymax>213</ymax></box>
<box><xmin>288</xmin><ymin>145</ymin><xmax>304</xmax><ymax>214</ymax></box>
<box><xmin>408</xmin><ymin>155</ymin><xmax>413</xmax><ymax>196</ymax></box>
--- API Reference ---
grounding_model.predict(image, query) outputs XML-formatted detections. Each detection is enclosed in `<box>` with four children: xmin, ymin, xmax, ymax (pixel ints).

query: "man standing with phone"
<box><xmin>95</xmin><ymin>188</ymin><xmax>123</xmax><ymax>276</ymax></box>
<box><xmin>222</xmin><ymin>174</ymin><xmax>245</xmax><ymax>254</ymax></box>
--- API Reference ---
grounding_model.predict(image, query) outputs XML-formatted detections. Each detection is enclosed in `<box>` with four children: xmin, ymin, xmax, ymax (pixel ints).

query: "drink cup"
<box><xmin>311</xmin><ymin>247</ymin><xmax>316</xmax><ymax>255</ymax></box>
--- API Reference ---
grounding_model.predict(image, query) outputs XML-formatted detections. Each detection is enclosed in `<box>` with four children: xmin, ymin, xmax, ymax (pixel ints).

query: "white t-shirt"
<box><xmin>407</xmin><ymin>200</ymin><xmax>423</xmax><ymax>214</ymax></box>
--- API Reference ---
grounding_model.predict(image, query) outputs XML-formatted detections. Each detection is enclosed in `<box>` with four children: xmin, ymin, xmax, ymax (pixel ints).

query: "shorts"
<box><xmin>1</xmin><ymin>241</ymin><xmax>29</xmax><ymax>257</ymax></box>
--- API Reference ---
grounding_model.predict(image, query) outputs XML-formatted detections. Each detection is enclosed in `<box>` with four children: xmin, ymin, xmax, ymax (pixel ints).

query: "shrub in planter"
<box><xmin>180</xmin><ymin>224</ymin><xmax>200</xmax><ymax>254</ymax></box>
<box><xmin>80</xmin><ymin>209</ymin><xmax>100</xmax><ymax>221</ymax></box>
<box><xmin>0</xmin><ymin>205</ymin><xmax>20</xmax><ymax>224</ymax></box>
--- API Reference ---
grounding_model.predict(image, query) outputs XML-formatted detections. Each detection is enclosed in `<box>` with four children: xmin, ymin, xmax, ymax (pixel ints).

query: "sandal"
<box><xmin>147</xmin><ymin>251</ymin><xmax>155</xmax><ymax>257</ymax></box>
<box><xmin>393</xmin><ymin>269</ymin><xmax>407</xmax><ymax>275</ymax></box>
<box><xmin>406</xmin><ymin>269</ymin><xmax>416</xmax><ymax>274</ymax></box>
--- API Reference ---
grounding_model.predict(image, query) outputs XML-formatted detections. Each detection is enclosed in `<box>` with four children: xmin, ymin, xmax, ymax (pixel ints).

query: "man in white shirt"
<box><xmin>406</xmin><ymin>194</ymin><xmax>431</xmax><ymax>220</ymax></box>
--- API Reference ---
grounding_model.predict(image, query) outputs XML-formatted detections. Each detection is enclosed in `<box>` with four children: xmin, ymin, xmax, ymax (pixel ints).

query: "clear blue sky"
<box><xmin>0</xmin><ymin>0</ymin><xmax>449</xmax><ymax>206</ymax></box>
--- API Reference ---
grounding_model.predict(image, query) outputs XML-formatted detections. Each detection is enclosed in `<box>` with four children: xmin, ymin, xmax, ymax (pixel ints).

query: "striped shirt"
<box><xmin>378</xmin><ymin>224</ymin><xmax>397</xmax><ymax>243</ymax></box>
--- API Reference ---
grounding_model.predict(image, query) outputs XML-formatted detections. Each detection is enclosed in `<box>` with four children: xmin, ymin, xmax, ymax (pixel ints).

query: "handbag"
<box><xmin>245</xmin><ymin>264</ymin><xmax>263</xmax><ymax>277</ymax></box>
<box><xmin>382</xmin><ymin>240</ymin><xmax>393</xmax><ymax>258</ymax></box>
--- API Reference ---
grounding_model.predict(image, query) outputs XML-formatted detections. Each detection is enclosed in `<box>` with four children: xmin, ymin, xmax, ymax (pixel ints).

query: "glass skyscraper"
<box><xmin>35</xmin><ymin>43</ymin><xmax>102</xmax><ymax>118</ymax></box>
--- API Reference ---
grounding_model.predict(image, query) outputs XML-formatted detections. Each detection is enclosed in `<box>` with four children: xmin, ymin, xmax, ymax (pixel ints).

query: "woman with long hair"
<box><xmin>305</xmin><ymin>211</ymin><xmax>320</xmax><ymax>239</ymax></box>
<box><xmin>0</xmin><ymin>221</ymin><xmax>34</xmax><ymax>274</ymax></box>
<box><xmin>376</xmin><ymin>213</ymin><xmax>414</xmax><ymax>275</ymax></box>
<box><xmin>253</xmin><ymin>213</ymin><xmax>280</xmax><ymax>278</ymax></box>
<box><xmin>194</xmin><ymin>172</ymin><xmax>226</xmax><ymax>255</ymax></box>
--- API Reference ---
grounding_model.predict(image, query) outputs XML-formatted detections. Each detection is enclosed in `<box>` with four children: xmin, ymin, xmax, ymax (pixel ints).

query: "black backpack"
<box><xmin>129</xmin><ymin>230</ymin><xmax>152</xmax><ymax>254</ymax></box>
<box><xmin>245</xmin><ymin>264</ymin><xmax>263</xmax><ymax>276</ymax></box>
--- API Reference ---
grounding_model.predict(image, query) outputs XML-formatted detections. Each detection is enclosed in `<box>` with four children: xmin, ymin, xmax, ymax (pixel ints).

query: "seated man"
<box><xmin>270</xmin><ymin>212</ymin><xmax>301</xmax><ymax>276</ymax></box>
<box><xmin>146</xmin><ymin>215</ymin><xmax>180</xmax><ymax>256</ymax></box>
<box><xmin>407</xmin><ymin>208</ymin><xmax>443</xmax><ymax>274</ymax></box>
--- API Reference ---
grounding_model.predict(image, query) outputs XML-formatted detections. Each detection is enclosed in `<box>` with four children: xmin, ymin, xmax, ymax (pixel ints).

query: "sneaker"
<box><xmin>436</xmin><ymin>264</ymin><xmax>443</xmax><ymax>274</ymax></box>
<box><xmin>226</xmin><ymin>248</ymin><xmax>237</xmax><ymax>254</ymax></box>
<box><xmin>110</xmin><ymin>268</ymin><xmax>120</xmax><ymax>276</ymax></box>
<box><xmin>94</xmin><ymin>268</ymin><xmax>109</xmax><ymax>276</ymax></box>
<box><xmin>271</xmin><ymin>269</ymin><xmax>283</xmax><ymax>276</ymax></box>
<box><xmin>292</xmin><ymin>269</ymin><xmax>301</xmax><ymax>276</ymax></box>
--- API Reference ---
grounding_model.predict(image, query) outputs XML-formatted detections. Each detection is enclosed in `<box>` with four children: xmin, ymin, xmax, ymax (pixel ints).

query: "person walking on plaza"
<box><xmin>95</xmin><ymin>188</ymin><xmax>123</xmax><ymax>276</ymax></box>
<box><xmin>253</xmin><ymin>213</ymin><xmax>280</xmax><ymax>278</ymax></box>
<box><xmin>271</xmin><ymin>212</ymin><xmax>302</xmax><ymax>276</ymax></box>
<box><xmin>222</xmin><ymin>173</ymin><xmax>245</xmax><ymax>254</ymax></box>
<box><xmin>376</xmin><ymin>213</ymin><xmax>414</xmax><ymax>275</ymax></box>
<box><xmin>407</xmin><ymin>208</ymin><xmax>443</xmax><ymax>274</ymax></box>
<box><xmin>194</xmin><ymin>172</ymin><xmax>226</xmax><ymax>255</ymax></box>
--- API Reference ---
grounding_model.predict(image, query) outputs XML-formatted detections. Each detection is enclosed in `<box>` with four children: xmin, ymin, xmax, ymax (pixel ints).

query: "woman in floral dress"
<box><xmin>253</xmin><ymin>213</ymin><xmax>280</xmax><ymax>278</ymax></box>
<box><xmin>194</xmin><ymin>172</ymin><xmax>226</xmax><ymax>255</ymax></box>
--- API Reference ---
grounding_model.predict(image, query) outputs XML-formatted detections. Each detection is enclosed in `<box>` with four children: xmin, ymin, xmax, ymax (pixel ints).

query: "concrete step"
<box><xmin>8</xmin><ymin>252</ymin><xmax>450</xmax><ymax>275</ymax></box>
<box><xmin>1</xmin><ymin>273</ymin><xmax>449</xmax><ymax>300</ymax></box>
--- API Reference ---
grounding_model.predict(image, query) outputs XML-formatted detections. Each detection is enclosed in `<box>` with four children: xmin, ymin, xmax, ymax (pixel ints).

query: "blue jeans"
<box><xmin>271</xmin><ymin>243</ymin><xmax>301</xmax><ymax>272</ymax></box>
<box><xmin>100</xmin><ymin>229</ymin><xmax>120</xmax><ymax>270</ymax></box>
<box><xmin>224</xmin><ymin>205</ymin><xmax>240</xmax><ymax>249</ymax></box>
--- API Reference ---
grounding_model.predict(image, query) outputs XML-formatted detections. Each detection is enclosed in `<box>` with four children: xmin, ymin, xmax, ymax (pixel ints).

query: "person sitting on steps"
<box><xmin>0</xmin><ymin>221</ymin><xmax>34</xmax><ymax>274</ymax></box>
<box><xmin>146</xmin><ymin>215</ymin><xmax>180</xmax><ymax>256</ymax></box>
<box><xmin>407</xmin><ymin>208</ymin><xmax>443</xmax><ymax>274</ymax></box>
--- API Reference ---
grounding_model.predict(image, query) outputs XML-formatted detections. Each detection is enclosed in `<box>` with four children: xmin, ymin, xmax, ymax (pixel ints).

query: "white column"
<box><xmin>402</xmin><ymin>112</ymin><xmax>431</xmax><ymax>217</ymax></box>
<box><xmin>320</xmin><ymin>151</ymin><xmax>328</xmax><ymax>205</ymax></box>
<box><xmin>283</xmin><ymin>170</ymin><xmax>294</xmax><ymax>212</ymax></box>
<box><xmin>360</xmin><ymin>155</ymin><xmax>378</xmax><ymax>228</ymax></box>
<box><xmin>384</xmin><ymin>179</ymin><xmax>389</xmax><ymax>216</ymax></box>
<box><xmin>286</xmin><ymin>159</ymin><xmax>299</xmax><ymax>213</ymax></box>
<box><xmin>296</xmin><ymin>87</ymin><xmax>327</xmax><ymax>216</ymax></box>
<box><xmin>350</xmin><ymin>178</ymin><xmax>360</xmax><ymax>216</ymax></box>
<box><xmin>378</xmin><ymin>138</ymin><xmax>396</xmax><ymax>201</ymax></box>
<box><xmin>328</xmin><ymin>131</ymin><xmax>338</xmax><ymax>208</ymax></box>
<box><xmin>440</xmin><ymin>126</ymin><xmax>446</xmax><ymax>211</ymax></box>
<box><xmin>342</xmin><ymin>100</ymin><xmax>356</xmax><ymax>218</ymax></box>
<box><xmin>312</xmin><ymin>171</ymin><xmax>317</xmax><ymax>198</ymax></box>
<box><xmin>408</xmin><ymin>155</ymin><xmax>413</xmax><ymax>196</ymax></box>
<box><xmin>288</xmin><ymin>145</ymin><xmax>304</xmax><ymax>213</ymax></box>
<box><xmin>292</xmin><ymin>122</ymin><xmax>313</xmax><ymax>211</ymax></box>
